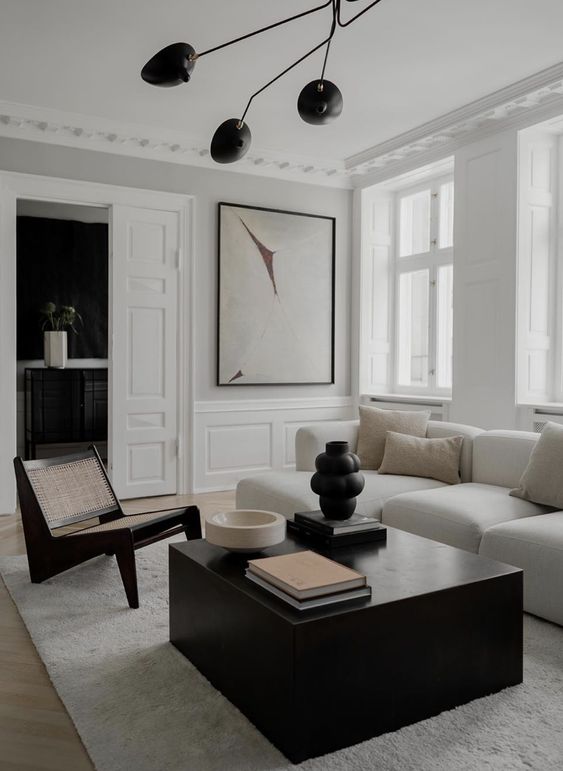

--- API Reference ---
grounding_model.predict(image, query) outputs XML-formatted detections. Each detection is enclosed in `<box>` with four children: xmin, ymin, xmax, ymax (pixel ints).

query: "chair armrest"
<box><xmin>295</xmin><ymin>421</ymin><xmax>360</xmax><ymax>471</ymax></box>
<box><xmin>122</xmin><ymin>505</ymin><xmax>198</xmax><ymax>517</ymax></box>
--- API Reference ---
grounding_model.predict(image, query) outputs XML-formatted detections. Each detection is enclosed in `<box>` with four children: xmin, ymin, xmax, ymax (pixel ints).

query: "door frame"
<box><xmin>0</xmin><ymin>170</ymin><xmax>195</xmax><ymax>514</ymax></box>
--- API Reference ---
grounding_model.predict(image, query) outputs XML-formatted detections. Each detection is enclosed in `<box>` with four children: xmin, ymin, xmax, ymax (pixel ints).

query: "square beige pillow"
<box><xmin>510</xmin><ymin>421</ymin><xmax>563</xmax><ymax>508</ymax></box>
<box><xmin>378</xmin><ymin>431</ymin><xmax>463</xmax><ymax>485</ymax></box>
<box><xmin>356</xmin><ymin>405</ymin><xmax>430</xmax><ymax>470</ymax></box>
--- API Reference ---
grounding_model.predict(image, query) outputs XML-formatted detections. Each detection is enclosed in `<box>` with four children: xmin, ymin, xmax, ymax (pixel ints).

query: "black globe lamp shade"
<box><xmin>210</xmin><ymin>119</ymin><xmax>252</xmax><ymax>163</ymax></box>
<box><xmin>141</xmin><ymin>42</ymin><xmax>196</xmax><ymax>87</ymax></box>
<box><xmin>297</xmin><ymin>79</ymin><xmax>343</xmax><ymax>125</ymax></box>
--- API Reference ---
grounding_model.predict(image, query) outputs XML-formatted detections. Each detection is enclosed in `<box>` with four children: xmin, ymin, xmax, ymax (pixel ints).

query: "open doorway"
<box><xmin>0</xmin><ymin>172</ymin><xmax>193</xmax><ymax>514</ymax></box>
<box><xmin>16</xmin><ymin>200</ymin><xmax>110</xmax><ymax>462</ymax></box>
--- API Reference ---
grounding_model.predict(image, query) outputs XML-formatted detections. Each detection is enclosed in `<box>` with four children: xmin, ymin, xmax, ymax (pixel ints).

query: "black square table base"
<box><xmin>170</xmin><ymin>528</ymin><xmax>522</xmax><ymax>764</ymax></box>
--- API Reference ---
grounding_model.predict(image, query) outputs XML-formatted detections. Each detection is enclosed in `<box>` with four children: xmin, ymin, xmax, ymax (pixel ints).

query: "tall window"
<box><xmin>394</xmin><ymin>177</ymin><xmax>454</xmax><ymax>394</ymax></box>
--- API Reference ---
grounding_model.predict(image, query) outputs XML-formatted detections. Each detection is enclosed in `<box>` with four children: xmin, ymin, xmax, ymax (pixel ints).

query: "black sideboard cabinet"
<box><xmin>24</xmin><ymin>368</ymin><xmax>108</xmax><ymax>460</ymax></box>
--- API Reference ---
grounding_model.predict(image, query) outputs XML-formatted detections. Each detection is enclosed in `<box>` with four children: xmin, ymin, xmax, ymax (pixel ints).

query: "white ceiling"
<box><xmin>2</xmin><ymin>0</ymin><xmax>563</xmax><ymax>163</ymax></box>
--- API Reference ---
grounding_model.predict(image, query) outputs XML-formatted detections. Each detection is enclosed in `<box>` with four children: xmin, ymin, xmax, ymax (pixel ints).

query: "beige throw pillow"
<box><xmin>356</xmin><ymin>406</ymin><xmax>430</xmax><ymax>470</ymax></box>
<box><xmin>378</xmin><ymin>431</ymin><xmax>463</xmax><ymax>485</ymax></box>
<box><xmin>510</xmin><ymin>421</ymin><xmax>563</xmax><ymax>508</ymax></box>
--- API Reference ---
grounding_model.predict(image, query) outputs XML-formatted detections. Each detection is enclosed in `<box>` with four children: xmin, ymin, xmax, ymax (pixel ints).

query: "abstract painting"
<box><xmin>217</xmin><ymin>203</ymin><xmax>335</xmax><ymax>385</ymax></box>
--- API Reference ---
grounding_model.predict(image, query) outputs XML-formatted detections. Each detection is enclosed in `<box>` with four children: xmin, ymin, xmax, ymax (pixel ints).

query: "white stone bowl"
<box><xmin>204</xmin><ymin>509</ymin><xmax>286</xmax><ymax>553</ymax></box>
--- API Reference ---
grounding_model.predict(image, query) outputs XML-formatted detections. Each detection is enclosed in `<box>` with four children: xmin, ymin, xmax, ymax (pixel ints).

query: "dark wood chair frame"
<box><xmin>14</xmin><ymin>445</ymin><xmax>202</xmax><ymax>608</ymax></box>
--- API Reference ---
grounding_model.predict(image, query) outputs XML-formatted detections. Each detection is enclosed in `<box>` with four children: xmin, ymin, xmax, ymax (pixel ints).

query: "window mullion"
<box><xmin>428</xmin><ymin>264</ymin><xmax>438</xmax><ymax>392</ymax></box>
<box><xmin>427</xmin><ymin>184</ymin><xmax>439</xmax><ymax>393</ymax></box>
<box><xmin>430</xmin><ymin>183</ymin><xmax>439</xmax><ymax>248</ymax></box>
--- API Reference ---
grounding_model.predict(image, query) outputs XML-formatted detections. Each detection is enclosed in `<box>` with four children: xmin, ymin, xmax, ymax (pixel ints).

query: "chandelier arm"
<box><xmin>196</xmin><ymin>0</ymin><xmax>333</xmax><ymax>59</ymax></box>
<box><xmin>319</xmin><ymin>38</ymin><xmax>332</xmax><ymax>83</ymax></box>
<box><xmin>319</xmin><ymin>0</ymin><xmax>338</xmax><ymax>82</ymax></box>
<box><xmin>240</xmin><ymin>0</ymin><xmax>338</xmax><ymax>124</ymax></box>
<box><xmin>239</xmin><ymin>37</ymin><xmax>328</xmax><ymax>124</ymax></box>
<box><xmin>337</xmin><ymin>0</ymin><xmax>385</xmax><ymax>27</ymax></box>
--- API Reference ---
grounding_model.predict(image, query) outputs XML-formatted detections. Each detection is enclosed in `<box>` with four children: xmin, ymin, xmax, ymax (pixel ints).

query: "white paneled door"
<box><xmin>110</xmin><ymin>205</ymin><xmax>180</xmax><ymax>499</ymax></box>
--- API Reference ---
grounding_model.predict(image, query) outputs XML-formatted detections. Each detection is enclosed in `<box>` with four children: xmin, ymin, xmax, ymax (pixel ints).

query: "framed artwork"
<box><xmin>217</xmin><ymin>202</ymin><xmax>335</xmax><ymax>386</ymax></box>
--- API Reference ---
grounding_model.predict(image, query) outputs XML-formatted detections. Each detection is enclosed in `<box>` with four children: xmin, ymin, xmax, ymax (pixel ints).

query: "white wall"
<box><xmin>449</xmin><ymin>129</ymin><xmax>519</xmax><ymax>429</ymax></box>
<box><xmin>0</xmin><ymin>136</ymin><xmax>354</xmax><ymax>494</ymax></box>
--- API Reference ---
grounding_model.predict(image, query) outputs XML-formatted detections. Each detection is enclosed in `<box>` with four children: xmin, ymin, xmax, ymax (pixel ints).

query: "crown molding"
<box><xmin>347</xmin><ymin>60</ymin><xmax>563</xmax><ymax>186</ymax></box>
<box><xmin>3</xmin><ymin>60</ymin><xmax>563</xmax><ymax>192</ymax></box>
<box><xmin>0</xmin><ymin>101</ymin><xmax>351</xmax><ymax>189</ymax></box>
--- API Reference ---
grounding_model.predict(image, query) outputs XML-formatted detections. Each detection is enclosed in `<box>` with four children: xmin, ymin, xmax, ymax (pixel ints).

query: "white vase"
<box><xmin>44</xmin><ymin>331</ymin><xmax>67</xmax><ymax>368</ymax></box>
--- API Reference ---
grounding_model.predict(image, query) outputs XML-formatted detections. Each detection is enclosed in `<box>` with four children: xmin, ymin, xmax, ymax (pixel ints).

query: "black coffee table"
<box><xmin>169</xmin><ymin>527</ymin><xmax>522</xmax><ymax>763</ymax></box>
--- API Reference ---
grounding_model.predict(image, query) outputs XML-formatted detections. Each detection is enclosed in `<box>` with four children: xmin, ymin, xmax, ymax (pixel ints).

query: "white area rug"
<box><xmin>2</xmin><ymin>540</ymin><xmax>563</xmax><ymax>771</ymax></box>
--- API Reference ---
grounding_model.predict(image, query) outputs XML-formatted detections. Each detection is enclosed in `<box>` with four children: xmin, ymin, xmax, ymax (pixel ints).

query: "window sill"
<box><xmin>362</xmin><ymin>393</ymin><xmax>452</xmax><ymax>406</ymax></box>
<box><xmin>518</xmin><ymin>401</ymin><xmax>563</xmax><ymax>411</ymax></box>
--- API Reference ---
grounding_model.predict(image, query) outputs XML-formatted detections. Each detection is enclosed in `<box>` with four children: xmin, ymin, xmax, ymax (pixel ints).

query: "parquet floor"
<box><xmin>0</xmin><ymin>490</ymin><xmax>235</xmax><ymax>771</ymax></box>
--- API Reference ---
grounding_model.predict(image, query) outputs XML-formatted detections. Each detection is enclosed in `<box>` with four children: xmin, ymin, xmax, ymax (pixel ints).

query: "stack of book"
<box><xmin>288</xmin><ymin>510</ymin><xmax>387</xmax><ymax>547</ymax></box>
<box><xmin>245</xmin><ymin>550</ymin><xmax>371</xmax><ymax>611</ymax></box>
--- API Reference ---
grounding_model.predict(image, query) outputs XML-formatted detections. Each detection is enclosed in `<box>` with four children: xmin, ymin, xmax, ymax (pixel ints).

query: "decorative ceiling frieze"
<box><xmin>2</xmin><ymin>62</ymin><xmax>563</xmax><ymax>189</ymax></box>
<box><xmin>346</xmin><ymin>61</ymin><xmax>563</xmax><ymax>185</ymax></box>
<box><xmin>0</xmin><ymin>102</ymin><xmax>349</xmax><ymax>188</ymax></box>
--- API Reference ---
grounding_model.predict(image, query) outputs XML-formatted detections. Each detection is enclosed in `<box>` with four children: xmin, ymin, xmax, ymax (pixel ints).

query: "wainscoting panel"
<box><xmin>193</xmin><ymin>397</ymin><xmax>355</xmax><ymax>492</ymax></box>
<box><xmin>207</xmin><ymin>424</ymin><xmax>273</xmax><ymax>473</ymax></box>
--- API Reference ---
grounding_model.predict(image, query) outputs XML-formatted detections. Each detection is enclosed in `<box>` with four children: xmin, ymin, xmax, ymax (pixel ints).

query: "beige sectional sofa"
<box><xmin>236</xmin><ymin>420</ymin><xmax>563</xmax><ymax>625</ymax></box>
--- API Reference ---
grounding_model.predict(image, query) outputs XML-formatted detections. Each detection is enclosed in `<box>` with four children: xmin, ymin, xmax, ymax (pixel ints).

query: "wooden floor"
<box><xmin>0</xmin><ymin>490</ymin><xmax>235</xmax><ymax>771</ymax></box>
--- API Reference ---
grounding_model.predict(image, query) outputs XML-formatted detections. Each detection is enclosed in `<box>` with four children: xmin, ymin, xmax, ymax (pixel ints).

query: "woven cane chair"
<box><xmin>13</xmin><ymin>445</ymin><xmax>201</xmax><ymax>608</ymax></box>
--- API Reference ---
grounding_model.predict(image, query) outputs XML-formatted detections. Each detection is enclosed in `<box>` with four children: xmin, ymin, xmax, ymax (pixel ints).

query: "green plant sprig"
<box><xmin>39</xmin><ymin>302</ymin><xmax>83</xmax><ymax>334</ymax></box>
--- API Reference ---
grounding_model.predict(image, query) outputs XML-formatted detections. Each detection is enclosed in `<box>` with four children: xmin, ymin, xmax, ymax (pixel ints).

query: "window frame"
<box><xmin>391</xmin><ymin>174</ymin><xmax>454</xmax><ymax>397</ymax></box>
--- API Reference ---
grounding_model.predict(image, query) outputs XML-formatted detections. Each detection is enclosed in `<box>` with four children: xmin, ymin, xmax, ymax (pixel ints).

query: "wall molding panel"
<box><xmin>359</xmin><ymin>189</ymin><xmax>393</xmax><ymax>393</ymax></box>
<box><xmin>193</xmin><ymin>397</ymin><xmax>355</xmax><ymax>492</ymax></box>
<box><xmin>517</xmin><ymin>129</ymin><xmax>558</xmax><ymax>403</ymax></box>
<box><xmin>194</xmin><ymin>396</ymin><xmax>353</xmax><ymax>414</ymax></box>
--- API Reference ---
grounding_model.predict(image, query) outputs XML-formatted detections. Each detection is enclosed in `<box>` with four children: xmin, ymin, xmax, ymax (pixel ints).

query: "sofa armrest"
<box><xmin>427</xmin><ymin>421</ymin><xmax>484</xmax><ymax>483</ymax></box>
<box><xmin>295</xmin><ymin>421</ymin><xmax>360</xmax><ymax>471</ymax></box>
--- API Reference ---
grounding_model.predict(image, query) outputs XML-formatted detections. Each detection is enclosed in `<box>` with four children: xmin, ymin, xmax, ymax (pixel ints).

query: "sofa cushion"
<box><xmin>356</xmin><ymin>406</ymin><xmax>430</xmax><ymax>470</ymax></box>
<box><xmin>472</xmin><ymin>430</ymin><xmax>539</xmax><ymax>489</ymax></box>
<box><xmin>236</xmin><ymin>470</ymin><xmax>447</xmax><ymax>521</ymax></box>
<box><xmin>480</xmin><ymin>512</ymin><xmax>563</xmax><ymax>626</ymax></box>
<box><xmin>510</xmin><ymin>421</ymin><xmax>563</xmax><ymax>509</ymax></box>
<box><xmin>382</xmin><ymin>483</ymin><xmax>550</xmax><ymax>553</ymax></box>
<box><xmin>378</xmin><ymin>431</ymin><xmax>463</xmax><ymax>485</ymax></box>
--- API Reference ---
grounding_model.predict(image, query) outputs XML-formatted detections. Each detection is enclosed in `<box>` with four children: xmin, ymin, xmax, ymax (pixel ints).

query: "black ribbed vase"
<box><xmin>310</xmin><ymin>441</ymin><xmax>365</xmax><ymax>520</ymax></box>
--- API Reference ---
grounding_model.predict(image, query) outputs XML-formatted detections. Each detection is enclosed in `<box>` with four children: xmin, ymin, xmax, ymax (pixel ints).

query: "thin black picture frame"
<box><xmin>217</xmin><ymin>201</ymin><xmax>336</xmax><ymax>386</ymax></box>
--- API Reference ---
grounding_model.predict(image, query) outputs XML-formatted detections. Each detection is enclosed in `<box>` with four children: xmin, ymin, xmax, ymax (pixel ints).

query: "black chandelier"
<box><xmin>141</xmin><ymin>0</ymin><xmax>383</xmax><ymax>163</ymax></box>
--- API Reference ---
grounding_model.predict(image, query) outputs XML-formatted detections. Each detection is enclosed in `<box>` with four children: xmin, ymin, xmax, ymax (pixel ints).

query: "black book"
<box><xmin>295</xmin><ymin>510</ymin><xmax>382</xmax><ymax>535</ymax></box>
<box><xmin>288</xmin><ymin>519</ymin><xmax>387</xmax><ymax>548</ymax></box>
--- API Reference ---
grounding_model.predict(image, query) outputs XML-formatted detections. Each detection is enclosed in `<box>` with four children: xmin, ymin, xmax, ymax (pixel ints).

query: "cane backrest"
<box><xmin>22</xmin><ymin>450</ymin><xmax>120</xmax><ymax>529</ymax></box>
